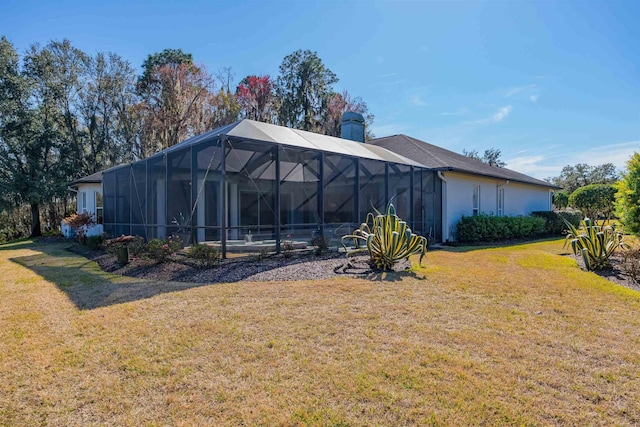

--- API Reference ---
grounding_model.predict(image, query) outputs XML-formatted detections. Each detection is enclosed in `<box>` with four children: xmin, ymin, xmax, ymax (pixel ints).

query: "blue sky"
<box><xmin>2</xmin><ymin>0</ymin><xmax>638</xmax><ymax>179</ymax></box>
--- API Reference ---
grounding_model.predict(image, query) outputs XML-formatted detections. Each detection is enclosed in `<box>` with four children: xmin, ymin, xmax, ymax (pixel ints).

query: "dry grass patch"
<box><xmin>0</xmin><ymin>239</ymin><xmax>638</xmax><ymax>426</ymax></box>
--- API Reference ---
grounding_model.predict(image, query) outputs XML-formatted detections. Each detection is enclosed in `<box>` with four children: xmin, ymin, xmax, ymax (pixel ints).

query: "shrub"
<box><xmin>311</xmin><ymin>236</ymin><xmax>329</xmax><ymax>256</ymax></box>
<box><xmin>456</xmin><ymin>215</ymin><xmax>546</xmax><ymax>243</ymax></box>
<box><xmin>563</xmin><ymin>219</ymin><xmax>629</xmax><ymax>270</ymax></box>
<box><xmin>614</xmin><ymin>152</ymin><xmax>640</xmax><ymax>236</ymax></box>
<box><xmin>127</xmin><ymin>236</ymin><xmax>146</xmax><ymax>257</ymax></box>
<box><xmin>532</xmin><ymin>210</ymin><xmax>582</xmax><ymax>235</ymax></box>
<box><xmin>341</xmin><ymin>203</ymin><xmax>427</xmax><ymax>271</ymax></box>
<box><xmin>148</xmin><ymin>236</ymin><xmax>182</xmax><ymax>263</ymax></box>
<box><xmin>86</xmin><ymin>235</ymin><xmax>104</xmax><ymax>250</ymax></box>
<box><xmin>620</xmin><ymin>245</ymin><xmax>640</xmax><ymax>285</ymax></box>
<box><xmin>569</xmin><ymin>184</ymin><xmax>617</xmax><ymax>221</ymax></box>
<box><xmin>63</xmin><ymin>212</ymin><xmax>95</xmax><ymax>244</ymax></box>
<box><xmin>553</xmin><ymin>191</ymin><xmax>569</xmax><ymax>209</ymax></box>
<box><xmin>188</xmin><ymin>244</ymin><xmax>221</xmax><ymax>268</ymax></box>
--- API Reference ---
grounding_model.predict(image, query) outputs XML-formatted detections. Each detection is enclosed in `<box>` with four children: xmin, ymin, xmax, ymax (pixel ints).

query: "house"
<box><xmin>64</xmin><ymin>171</ymin><xmax>106</xmax><ymax>238</ymax></box>
<box><xmin>367</xmin><ymin>134</ymin><xmax>557</xmax><ymax>241</ymax></box>
<box><xmin>71</xmin><ymin>114</ymin><xmax>557</xmax><ymax>253</ymax></box>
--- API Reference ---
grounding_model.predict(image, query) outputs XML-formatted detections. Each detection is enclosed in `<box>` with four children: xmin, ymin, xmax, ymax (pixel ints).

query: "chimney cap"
<box><xmin>341</xmin><ymin>111</ymin><xmax>365</xmax><ymax>123</ymax></box>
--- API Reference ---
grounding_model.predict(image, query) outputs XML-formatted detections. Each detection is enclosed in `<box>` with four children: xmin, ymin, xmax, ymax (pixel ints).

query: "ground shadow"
<box><xmin>9</xmin><ymin>244</ymin><xmax>216</xmax><ymax>310</ymax></box>
<box><xmin>438</xmin><ymin>236</ymin><xmax>564</xmax><ymax>253</ymax></box>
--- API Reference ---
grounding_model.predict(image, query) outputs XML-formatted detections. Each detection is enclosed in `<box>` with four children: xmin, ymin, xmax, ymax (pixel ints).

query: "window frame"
<box><xmin>497</xmin><ymin>187</ymin><xmax>504</xmax><ymax>216</ymax></box>
<box><xmin>472</xmin><ymin>185</ymin><xmax>480</xmax><ymax>216</ymax></box>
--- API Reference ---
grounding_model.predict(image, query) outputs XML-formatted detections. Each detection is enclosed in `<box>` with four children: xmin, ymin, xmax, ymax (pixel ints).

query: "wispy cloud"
<box><xmin>505</xmin><ymin>84</ymin><xmax>536</xmax><ymax>97</ymax></box>
<box><xmin>379</xmin><ymin>72</ymin><xmax>397</xmax><ymax>78</ymax></box>
<box><xmin>491</xmin><ymin>105</ymin><xmax>512</xmax><ymax>122</ymax></box>
<box><xmin>505</xmin><ymin>140</ymin><xmax>639</xmax><ymax>179</ymax></box>
<box><xmin>410</xmin><ymin>95</ymin><xmax>427</xmax><ymax>107</ymax></box>
<box><xmin>530</xmin><ymin>94</ymin><xmax>539</xmax><ymax>103</ymax></box>
<box><xmin>437</xmin><ymin>108</ymin><xmax>468</xmax><ymax>117</ymax></box>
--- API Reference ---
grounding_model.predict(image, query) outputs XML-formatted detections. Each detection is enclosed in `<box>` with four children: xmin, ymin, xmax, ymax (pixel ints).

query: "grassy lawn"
<box><xmin>1</xmin><ymin>239</ymin><xmax>638</xmax><ymax>426</ymax></box>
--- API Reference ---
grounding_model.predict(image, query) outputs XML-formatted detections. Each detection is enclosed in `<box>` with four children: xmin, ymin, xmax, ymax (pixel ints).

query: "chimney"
<box><xmin>341</xmin><ymin>112</ymin><xmax>365</xmax><ymax>142</ymax></box>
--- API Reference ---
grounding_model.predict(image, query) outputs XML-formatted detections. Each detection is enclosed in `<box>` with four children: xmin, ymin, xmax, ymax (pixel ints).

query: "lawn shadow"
<box><xmin>9</xmin><ymin>243</ymin><xmax>215</xmax><ymax>310</ymax></box>
<box><xmin>332</xmin><ymin>259</ymin><xmax>425</xmax><ymax>282</ymax></box>
<box><xmin>439</xmin><ymin>236</ymin><xmax>564</xmax><ymax>253</ymax></box>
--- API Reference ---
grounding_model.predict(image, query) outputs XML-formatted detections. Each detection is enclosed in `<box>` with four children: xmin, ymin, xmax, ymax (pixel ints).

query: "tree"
<box><xmin>137</xmin><ymin>57</ymin><xmax>217</xmax><ymax>155</ymax></box>
<box><xmin>276</xmin><ymin>50</ymin><xmax>338</xmax><ymax>132</ymax></box>
<box><xmin>614</xmin><ymin>152</ymin><xmax>640</xmax><ymax>236</ymax></box>
<box><xmin>463</xmin><ymin>148</ymin><xmax>505</xmax><ymax>167</ymax></box>
<box><xmin>0</xmin><ymin>37</ymin><xmax>65</xmax><ymax>236</ymax></box>
<box><xmin>548</xmin><ymin>163</ymin><xmax>618</xmax><ymax>193</ymax></box>
<box><xmin>321</xmin><ymin>90</ymin><xmax>375</xmax><ymax>140</ymax></box>
<box><xmin>236</xmin><ymin>75</ymin><xmax>277</xmax><ymax>123</ymax></box>
<box><xmin>569</xmin><ymin>184</ymin><xmax>617</xmax><ymax>221</ymax></box>
<box><xmin>137</xmin><ymin>48</ymin><xmax>193</xmax><ymax>93</ymax></box>
<box><xmin>552</xmin><ymin>191</ymin><xmax>569</xmax><ymax>209</ymax></box>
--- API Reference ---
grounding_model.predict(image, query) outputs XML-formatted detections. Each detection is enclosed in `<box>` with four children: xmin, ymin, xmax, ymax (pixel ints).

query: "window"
<box><xmin>497</xmin><ymin>188</ymin><xmax>504</xmax><ymax>216</ymax></box>
<box><xmin>80</xmin><ymin>192</ymin><xmax>87</xmax><ymax>213</ymax></box>
<box><xmin>472</xmin><ymin>186</ymin><xmax>480</xmax><ymax>216</ymax></box>
<box><xmin>95</xmin><ymin>191</ymin><xmax>103</xmax><ymax>224</ymax></box>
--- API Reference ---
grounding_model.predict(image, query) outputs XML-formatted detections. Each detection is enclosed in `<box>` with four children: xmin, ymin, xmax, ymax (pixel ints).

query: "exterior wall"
<box><xmin>63</xmin><ymin>183</ymin><xmax>103</xmax><ymax>238</ymax></box>
<box><xmin>76</xmin><ymin>183</ymin><xmax>102</xmax><ymax>215</ymax></box>
<box><xmin>441</xmin><ymin>171</ymin><xmax>552</xmax><ymax>241</ymax></box>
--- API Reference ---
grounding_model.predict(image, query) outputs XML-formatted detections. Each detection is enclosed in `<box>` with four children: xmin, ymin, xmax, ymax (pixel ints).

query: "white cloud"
<box><xmin>574</xmin><ymin>141</ymin><xmax>639</xmax><ymax>168</ymax></box>
<box><xmin>530</xmin><ymin>94</ymin><xmax>539</xmax><ymax>102</ymax></box>
<box><xmin>410</xmin><ymin>95</ymin><xmax>427</xmax><ymax>107</ymax></box>
<box><xmin>491</xmin><ymin>105</ymin><xmax>512</xmax><ymax>122</ymax></box>
<box><xmin>505</xmin><ymin>140</ymin><xmax>639</xmax><ymax>179</ymax></box>
<box><xmin>466</xmin><ymin>106</ymin><xmax>513</xmax><ymax>125</ymax></box>
<box><xmin>379</xmin><ymin>72</ymin><xmax>397</xmax><ymax>77</ymax></box>
<box><xmin>505</xmin><ymin>84</ymin><xmax>536</xmax><ymax>97</ymax></box>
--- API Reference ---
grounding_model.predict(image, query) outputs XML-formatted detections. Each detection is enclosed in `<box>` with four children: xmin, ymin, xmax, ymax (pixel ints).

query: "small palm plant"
<box><xmin>563</xmin><ymin>218</ymin><xmax>629</xmax><ymax>270</ymax></box>
<box><xmin>341</xmin><ymin>203</ymin><xmax>428</xmax><ymax>271</ymax></box>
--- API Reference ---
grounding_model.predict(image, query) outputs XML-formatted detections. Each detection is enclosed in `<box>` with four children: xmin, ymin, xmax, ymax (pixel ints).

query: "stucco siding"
<box><xmin>442</xmin><ymin>171</ymin><xmax>552</xmax><ymax>241</ymax></box>
<box><xmin>76</xmin><ymin>183</ymin><xmax>102</xmax><ymax>215</ymax></box>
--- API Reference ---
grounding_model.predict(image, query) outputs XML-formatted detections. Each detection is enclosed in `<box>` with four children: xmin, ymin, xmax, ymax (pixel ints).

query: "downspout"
<box><xmin>437</xmin><ymin>171</ymin><xmax>448</xmax><ymax>242</ymax></box>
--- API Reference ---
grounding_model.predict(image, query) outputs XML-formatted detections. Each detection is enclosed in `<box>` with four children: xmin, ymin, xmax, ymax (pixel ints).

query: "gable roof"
<box><xmin>368</xmin><ymin>134</ymin><xmax>557</xmax><ymax>188</ymax></box>
<box><xmin>69</xmin><ymin>170</ymin><xmax>103</xmax><ymax>186</ymax></box>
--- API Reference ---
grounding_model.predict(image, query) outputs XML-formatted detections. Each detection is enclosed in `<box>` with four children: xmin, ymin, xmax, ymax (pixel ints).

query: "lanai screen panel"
<box><xmin>279</xmin><ymin>146</ymin><xmax>321</xmax><ymax>240</ymax></box>
<box><xmin>359</xmin><ymin>159</ymin><xmax>386</xmax><ymax>223</ymax></box>
<box><xmin>225</xmin><ymin>138</ymin><xmax>278</xmax><ymax>241</ymax></box>
<box><xmin>388</xmin><ymin>163</ymin><xmax>411</xmax><ymax>220</ymax></box>
<box><xmin>323</xmin><ymin>154</ymin><xmax>357</xmax><ymax>225</ymax></box>
<box><xmin>146</xmin><ymin>154</ymin><xmax>167</xmax><ymax>239</ymax></box>
<box><xmin>192</xmin><ymin>139</ymin><xmax>223</xmax><ymax>243</ymax></box>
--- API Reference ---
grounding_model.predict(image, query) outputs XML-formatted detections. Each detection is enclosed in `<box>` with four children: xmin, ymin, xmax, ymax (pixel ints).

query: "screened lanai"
<box><xmin>102</xmin><ymin>119</ymin><xmax>442</xmax><ymax>257</ymax></box>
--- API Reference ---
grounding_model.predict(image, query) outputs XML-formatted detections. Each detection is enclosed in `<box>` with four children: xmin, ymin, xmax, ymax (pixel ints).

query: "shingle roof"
<box><xmin>69</xmin><ymin>171</ymin><xmax>103</xmax><ymax>186</ymax></box>
<box><xmin>367</xmin><ymin>134</ymin><xmax>557</xmax><ymax>188</ymax></box>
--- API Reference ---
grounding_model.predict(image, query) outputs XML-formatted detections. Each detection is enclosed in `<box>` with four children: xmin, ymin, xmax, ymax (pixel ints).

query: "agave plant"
<box><xmin>341</xmin><ymin>203</ymin><xmax>427</xmax><ymax>271</ymax></box>
<box><xmin>563</xmin><ymin>218</ymin><xmax>629</xmax><ymax>270</ymax></box>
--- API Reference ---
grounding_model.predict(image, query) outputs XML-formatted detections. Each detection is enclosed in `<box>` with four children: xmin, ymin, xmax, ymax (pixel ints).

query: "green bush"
<box><xmin>188</xmin><ymin>243</ymin><xmax>221</xmax><ymax>268</ymax></box>
<box><xmin>531</xmin><ymin>211</ymin><xmax>582</xmax><ymax>235</ymax></box>
<box><xmin>569</xmin><ymin>184</ymin><xmax>616</xmax><ymax>220</ymax></box>
<box><xmin>614</xmin><ymin>152</ymin><xmax>640</xmax><ymax>236</ymax></box>
<box><xmin>86</xmin><ymin>235</ymin><xmax>104</xmax><ymax>250</ymax></box>
<box><xmin>553</xmin><ymin>191</ymin><xmax>569</xmax><ymax>209</ymax></box>
<box><xmin>456</xmin><ymin>215</ymin><xmax>546</xmax><ymax>243</ymax></box>
<box><xmin>341</xmin><ymin>203</ymin><xmax>427</xmax><ymax>271</ymax></box>
<box><xmin>148</xmin><ymin>236</ymin><xmax>182</xmax><ymax>263</ymax></box>
<box><xmin>564</xmin><ymin>219</ymin><xmax>629</xmax><ymax>270</ymax></box>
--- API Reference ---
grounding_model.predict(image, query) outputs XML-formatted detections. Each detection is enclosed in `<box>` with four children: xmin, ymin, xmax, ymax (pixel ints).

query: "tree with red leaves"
<box><xmin>236</xmin><ymin>75</ymin><xmax>276</xmax><ymax>123</ymax></box>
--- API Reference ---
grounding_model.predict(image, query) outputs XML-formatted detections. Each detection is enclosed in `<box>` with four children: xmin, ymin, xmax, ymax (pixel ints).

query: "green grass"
<box><xmin>0</xmin><ymin>239</ymin><xmax>638</xmax><ymax>426</ymax></box>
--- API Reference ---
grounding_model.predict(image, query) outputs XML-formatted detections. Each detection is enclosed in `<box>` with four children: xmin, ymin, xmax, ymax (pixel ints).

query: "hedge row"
<box><xmin>455</xmin><ymin>215</ymin><xmax>546</xmax><ymax>243</ymax></box>
<box><xmin>531</xmin><ymin>210</ymin><xmax>582</xmax><ymax>235</ymax></box>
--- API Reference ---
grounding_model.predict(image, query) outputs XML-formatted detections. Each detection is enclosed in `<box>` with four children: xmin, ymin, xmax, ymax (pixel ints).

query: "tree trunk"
<box><xmin>30</xmin><ymin>202</ymin><xmax>42</xmax><ymax>237</ymax></box>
